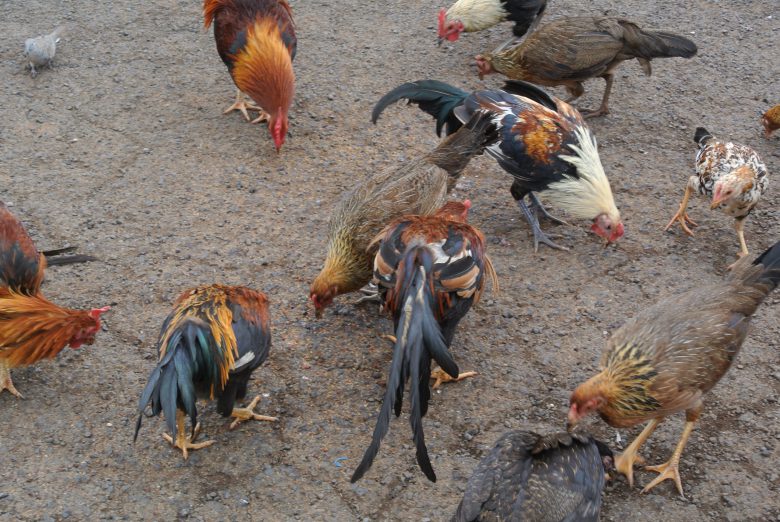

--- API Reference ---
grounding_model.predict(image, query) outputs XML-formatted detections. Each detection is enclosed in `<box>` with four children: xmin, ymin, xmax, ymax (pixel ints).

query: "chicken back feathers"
<box><xmin>571</xmin><ymin>240</ymin><xmax>780</xmax><ymax>428</ymax></box>
<box><xmin>351</xmin><ymin>201</ymin><xmax>496</xmax><ymax>483</ymax></box>
<box><xmin>454</xmin><ymin>431</ymin><xmax>612</xmax><ymax>522</ymax></box>
<box><xmin>0</xmin><ymin>202</ymin><xmax>45</xmax><ymax>295</ymax></box>
<box><xmin>310</xmin><ymin>110</ymin><xmax>498</xmax><ymax>314</ymax></box>
<box><xmin>763</xmin><ymin>104</ymin><xmax>780</xmax><ymax>138</ymax></box>
<box><xmin>135</xmin><ymin>284</ymin><xmax>270</xmax><ymax>440</ymax></box>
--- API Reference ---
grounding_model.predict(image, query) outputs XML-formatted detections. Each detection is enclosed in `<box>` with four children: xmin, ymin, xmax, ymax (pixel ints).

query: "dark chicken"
<box><xmin>665</xmin><ymin>127</ymin><xmax>768</xmax><ymax>263</ymax></box>
<box><xmin>135</xmin><ymin>284</ymin><xmax>276</xmax><ymax>459</ymax></box>
<box><xmin>438</xmin><ymin>0</ymin><xmax>547</xmax><ymax>44</ymax></box>
<box><xmin>454</xmin><ymin>431</ymin><xmax>613</xmax><ymax>521</ymax></box>
<box><xmin>0</xmin><ymin>202</ymin><xmax>108</xmax><ymax>397</ymax></box>
<box><xmin>476</xmin><ymin>17</ymin><xmax>697</xmax><ymax>117</ymax></box>
<box><xmin>568</xmin><ymin>241</ymin><xmax>780</xmax><ymax>496</ymax></box>
<box><xmin>204</xmin><ymin>0</ymin><xmax>296</xmax><ymax>151</ymax></box>
<box><xmin>373</xmin><ymin>79</ymin><xmax>623</xmax><ymax>251</ymax></box>
<box><xmin>351</xmin><ymin>201</ymin><xmax>497</xmax><ymax>483</ymax></box>
<box><xmin>310</xmin><ymin>110</ymin><xmax>498</xmax><ymax>316</ymax></box>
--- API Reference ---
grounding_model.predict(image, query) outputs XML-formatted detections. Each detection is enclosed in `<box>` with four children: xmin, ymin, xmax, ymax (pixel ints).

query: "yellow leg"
<box><xmin>614</xmin><ymin>418</ymin><xmax>661</xmax><ymax>488</ymax></box>
<box><xmin>229</xmin><ymin>395</ymin><xmax>278</xmax><ymax>430</ymax></box>
<box><xmin>223</xmin><ymin>88</ymin><xmax>263</xmax><ymax>121</ymax></box>
<box><xmin>430</xmin><ymin>367</ymin><xmax>478</xmax><ymax>390</ymax></box>
<box><xmin>642</xmin><ymin>419</ymin><xmax>696</xmax><ymax>497</ymax></box>
<box><xmin>162</xmin><ymin>410</ymin><xmax>215</xmax><ymax>460</ymax></box>
<box><xmin>0</xmin><ymin>360</ymin><xmax>22</xmax><ymax>398</ymax></box>
<box><xmin>664</xmin><ymin>185</ymin><xmax>698</xmax><ymax>236</ymax></box>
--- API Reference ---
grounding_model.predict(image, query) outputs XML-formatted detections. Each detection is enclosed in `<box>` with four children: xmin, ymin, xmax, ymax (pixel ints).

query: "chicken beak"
<box><xmin>437</xmin><ymin>37</ymin><xmax>443</xmax><ymax>47</ymax></box>
<box><xmin>710</xmin><ymin>196</ymin><xmax>724</xmax><ymax>210</ymax></box>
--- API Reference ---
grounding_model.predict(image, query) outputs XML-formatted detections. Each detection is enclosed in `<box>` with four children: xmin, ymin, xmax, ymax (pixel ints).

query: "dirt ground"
<box><xmin>0</xmin><ymin>0</ymin><xmax>778</xmax><ymax>520</ymax></box>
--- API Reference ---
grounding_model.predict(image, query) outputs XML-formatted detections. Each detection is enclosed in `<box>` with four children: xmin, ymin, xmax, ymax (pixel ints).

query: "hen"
<box><xmin>438</xmin><ymin>0</ymin><xmax>547</xmax><ymax>45</ymax></box>
<box><xmin>310</xmin><ymin>110</ymin><xmax>498</xmax><ymax>316</ymax></box>
<box><xmin>372</xmin><ymin>79</ymin><xmax>623</xmax><ymax>250</ymax></box>
<box><xmin>351</xmin><ymin>201</ymin><xmax>497</xmax><ymax>483</ymax></box>
<box><xmin>476</xmin><ymin>17</ymin><xmax>697</xmax><ymax>117</ymax></box>
<box><xmin>568</xmin><ymin>240</ymin><xmax>780</xmax><ymax>496</ymax></box>
<box><xmin>665</xmin><ymin>127</ymin><xmax>768</xmax><ymax>262</ymax></box>
<box><xmin>0</xmin><ymin>202</ymin><xmax>108</xmax><ymax>397</ymax></box>
<box><xmin>762</xmin><ymin>104</ymin><xmax>780</xmax><ymax>138</ymax></box>
<box><xmin>453</xmin><ymin>431</ymin><xmax>613</xmax><ymax>521</ymax></box>
<box><xmin>204</xmin><ymin>0</ymin><xmax>296</xmax><ymax>151</ymax></box>
<box><xmin>134</xmin><ymin>284</ymin><xmax>276</xmax><ymax>459</ymax></box>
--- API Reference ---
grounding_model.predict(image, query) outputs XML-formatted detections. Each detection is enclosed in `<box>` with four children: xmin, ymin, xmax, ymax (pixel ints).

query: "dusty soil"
<box><xmin>1</xmin><ymin>0</ymin><xmax>779</xmax><ymax>520</ymax></box>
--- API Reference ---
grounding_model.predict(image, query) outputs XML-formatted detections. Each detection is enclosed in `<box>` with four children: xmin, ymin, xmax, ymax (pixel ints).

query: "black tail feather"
<box><xmin>351</xmin><ymin>247</ymin><xmax>457</xmax><ymax>483</ymax></box>
<box><xmin>752</xmin><ymin>240</ymin><xmax>780</xmax><ymax>292</ymax></box>
<box><xmin>644</xmin><ymin>31</ymin><xmax>698</xmax><ymax>59</ymax></box>
<box><xmin>694</xmin><ymin>127</ymin><xmax>712</xmax><ymax>146</ymax></box>
<box><xmin>372</xmin><ymin>80</ymin><xmax>469</xmax><ymax>136</ymax></box>
<box><xmin>45</xmin><ymin>254</ymin><xmax>98</xmax><ymax>266</ymax></box>
<box><xmin>40</xmin><ymin>246</ymin><xmax>78</xmax><ymax>256</ymax></box>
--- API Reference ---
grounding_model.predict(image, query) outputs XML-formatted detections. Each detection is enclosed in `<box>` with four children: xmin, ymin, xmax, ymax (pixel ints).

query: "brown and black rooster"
<box><xmin>134</xmin><ymin>284</ymin><xmax>276</xmax><ymax>459</ymax></box>
<box><xmin>568</xmin><ymin>240</ymin><xmax>780</xmax><ymax>496</ymax></box>
<box><xmin>476</xmin><ymin>17</ymin><xmax>697</xmax><ymax>117</ymax></box>
<box><xmin>350</xmin><ymin>200</ymin><xmax>497</xmax><ymax>483</ymax></box>
<box><xmin>310</xmin><ymin>110</ymin><xmax>498</xmax><ymax>316</ymax></box>
<box><xmin>204</xmin><ymin>0</ymin><xmax>296</xmax><ymax>151</ymax></box>
<box><xmin>373</xmin><ymin>79</ymin><xmax>624</xmax><ymax>251</ymax></box>
<box><xmin>454</xmin><ymin>431</ymin><xmax>613</xmax><ymax>521</ymax></box>
<box><xmin>0</xmin><ymin>202</ymin><xmax>108</xmax><ymax>397</ymax></box>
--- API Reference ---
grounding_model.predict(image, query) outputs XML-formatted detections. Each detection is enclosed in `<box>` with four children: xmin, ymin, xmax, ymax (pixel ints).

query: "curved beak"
<box><xmin>710</xmin><ymin>195</ymin><xmax>725</xmax><ymax>210</ymax></box>
<box><xmin>437</xmin><ymin>36</ymin><xmax>444</xmax><ymax>47</ymax></box>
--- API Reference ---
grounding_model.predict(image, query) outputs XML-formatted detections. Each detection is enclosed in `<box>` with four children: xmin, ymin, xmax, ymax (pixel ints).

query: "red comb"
<box><xmin>89</xmin><ymin>306</ymin><xmax>111</xmax><ymax>319</ymax></box>
<box><xmin>437</xmin><ymin>8</ymin><xmax>447</xmax><ymax>36</ymax></box>
<box><xmin>463</xmin><ymin>199</ymin><xmax>472</xmax><ymax>209</ymax></box>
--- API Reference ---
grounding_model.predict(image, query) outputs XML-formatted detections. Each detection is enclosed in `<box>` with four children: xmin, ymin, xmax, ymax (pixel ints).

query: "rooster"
<box><xmin>350</xmin><ymin>200</ymin><xmax>497</xmax><ymax>483</ymax></box>
<box><xmin>568</xmin><ymin>241</ymin><xmax>780</xmax><ymax>496</ymax></box>
<box><xmin>134</xmin><ymin>284</ymin><xmax>277</xmax><ymax>459</ymax></box>
<box><xmin>762</xmin><ymin>104</ymin><xmax>780</xmax><ymax>138</ymax></box>
<box><xmin>475</xmin><ymin>17</ymin><xmax>698</xmax><ymax>118</ymax></box>
<box><xmin>204</xmin><ymin>0</ymin><xmax>296</xmax><ymax>151</ymax></box>
<box><xmin>665</xmin><ymin>127</ymin><xmax>768</xmax><ymax>263</ymax></box>
<box><xmin>0</xmin><ymin>202</ymin><xmax>108</xmax><ymax>397</ymax></box>
<box><xmin>310</xmin><ymin>110</ymin><xmax>498</xmax><ymax>316</ymax></box>
<box><xmin>372</xmin><ymin>79</ymin><xmax>624</xmax><ymax>251</ymax></box>
<box><xmin>438</xmin><ymin>0</ymin><xmax>547</xmax><ymax>45</ymax></box>
<box><xmin>454</xmin><ymin>431</ymin><xmax>613</xmax><ymax>521</ymax></box>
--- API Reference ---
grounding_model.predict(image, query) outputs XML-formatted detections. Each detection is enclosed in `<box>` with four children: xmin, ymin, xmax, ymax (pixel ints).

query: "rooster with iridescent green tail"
<box><xmin>134</xmin><ymin>284</ymin><xmax>277</xmax><ymax>459</ymax></box>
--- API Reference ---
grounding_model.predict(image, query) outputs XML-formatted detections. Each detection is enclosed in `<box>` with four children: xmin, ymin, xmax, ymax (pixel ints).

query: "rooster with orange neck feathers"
<box><xmin>204</xmin><ymin>0</ymin><xmax>296</xmax><ymax>152</ymax></box>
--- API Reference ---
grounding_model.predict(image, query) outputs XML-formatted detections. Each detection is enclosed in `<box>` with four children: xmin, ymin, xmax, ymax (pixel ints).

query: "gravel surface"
<box><xmin>1</xmin><ymin>0</ymin><xmax>778</xmax><ymax>520</ymax></box>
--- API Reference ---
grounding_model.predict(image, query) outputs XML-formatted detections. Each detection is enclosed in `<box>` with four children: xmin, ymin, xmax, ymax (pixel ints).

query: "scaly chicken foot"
<box><xmin>664</xmin><ymin>185</ymin><xmax>699</xmax><ymax>236</ymax></box>
<box><xmin>614</xmin><ymin>418</ymin><xmax>661</xmax><ymax>488</ymax></box>
<box><xmin>229</xmin><ymin>395</ymin><xmax>278</xmax><ymax>430</ymax></box>
<box><xmin>581</xmin><ymin>74</ymin><xmax>614</xmax><ymax>119</ymax></box>
<box><xmin>162</xmin><ymin>410</ymin><xmax>215</xmax><ymax>460</ymax></box>
<box><xmin>528</xmin><ymin>192</ymin><xmax>569</xmax><ymax>226</ymax></box>
<box><xmin>730</xmin><ymin>217</ymin><xmax>750</xmax><ymax>263</ymax></box>
<box><xmin>430</xmin><ymin>367</ymin><xmax>478</xmax><ymax>390</ymax></box>
<box><xmin>0</xmin><ymin>361</ymin><xmax>22</xmax><ymax>398</ymax></box>
<box><xmin>224</xmin><ymin>89</ymin><xmax>263</xmax><ymax>122</ymax></box>
<box><xmin>517</xmin><ymin>199</ymin><xmax>569</xmax><ymax>252</ymax></box>
<box><xmin>354</xmin><ymin>282</ymin><xmax>381</xmax><ymax>304</ymax></box>
<box><xmin>642</xmin><ymin>419</ymin><xmax>696</xmax><ymax>497</ymax></box>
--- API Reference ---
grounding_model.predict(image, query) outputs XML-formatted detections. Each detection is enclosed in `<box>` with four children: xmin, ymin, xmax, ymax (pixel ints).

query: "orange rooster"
<box><xmin>0</xmin><ymin>202</ymin><xmax>109</xmax><ymax>397</ymax></box>
<box><xmin>204</xmin><ymin>0</ymin><xmax>296</xmax><ymax>151</ymax></box>
<box><xmin>763</xmin><ymin>104</ymin><xmax>780</xmax><ymax>138</ymax></box>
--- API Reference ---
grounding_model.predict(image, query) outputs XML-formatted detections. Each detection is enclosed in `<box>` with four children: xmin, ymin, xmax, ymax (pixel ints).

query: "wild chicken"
<box><xmin>454</xmin><ymin>431</ymin><xmax>613</xmax><ymax>521</ymax></box>
<box><xmin>762</xmin><ymin>104</ymin><xmax>780</xmax><ymax>138</ymax></box>
<box><xmin>567</xmin><ymin>240</ymin><xmax>780</xmax><ymax>496</ymax></box>
<box><xmin>372</xmin><ymin>79</ymin><xmax>624</xmax><ymax>251</ymax></box>
<box><xmin>204</xmin><ymin>0</ymin><xmax>296</xmax><ymax>151</ymax></box>
<box><xmin>0</xmin><ymin>202</ymin><xmax>108</xmax><ymax>397</ymax></box>
<box><xmin>665</xmin><ymin>127</ymin><xmax>768</xmax><ymax>263</ymax></box>
<box><xmin>475</xmin><ymin>17</ymin><xmax>697</xmax><ymax>118</ymax></box>
<box><xmin>351</xmin><ymin>200</ymin><xmax>497</xmax><ymax>483</ymax></box>
<box><xmin>438</xmin><ymin>0</ymin><xmax>547</xmax><ymax>45</ymax></box>
<box><xmin>135</xmin><ymin>284</ymin><xmax>276</xmax><ymax>459</ymax></box>
<box><xmin>310</xmin><ymin>110</ymin><xmax>498</xmax><ymax>316</ymax></box>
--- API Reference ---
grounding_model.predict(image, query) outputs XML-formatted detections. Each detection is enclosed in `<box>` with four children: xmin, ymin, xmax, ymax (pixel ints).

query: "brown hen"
<box><xmin>568</xmin><ymin>240</ymin><xmax>780</xmax><ymax>496</ymax></box>
<box><xmin>476</xmin><ymin>17</ymin><xmax>697</xmax><ymax>117</ymax></box>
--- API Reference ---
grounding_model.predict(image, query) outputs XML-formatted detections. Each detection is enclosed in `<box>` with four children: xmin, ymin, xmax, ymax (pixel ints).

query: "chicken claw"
<box><xmin>250</xmin><ymin>110</ymin><xmax>271</xmax><ymax>125</ymax></box>
<box><xmin>664</xmin><ymin>209</ymin><xmax>698</xmax><ymax>236</ymax></box>
<box><xmin>229</xmin><ymin>395</ymin><xmax>278</xmax><ymax>430</ymax></box>
<box><xmin>613</xmin><ymin>418</ymin><xmax>660</xmax><ymax>488</ymax></box>
<box><xmin>163</xmin><ymin>411</ymin><xmax>215</xmax><ymax>460</ymax></box>
<box><xmin>430</xmin><ymin>367</ymin><xmax>477</xmax><ymax>389</ymax></box>
<box><xmin>224</xmin><ymin>89</ymin><xmax>263</xmax><ymax>121</ymax></box>
<box><xmin>0</xmin><ymin>363</ymin><xmax>22</xmax><ymax>398</ymax></box>
<box><xmin>642</xmin><ymin>458</ymin><xmax>684</xmax><ymax>497</ymax></box>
